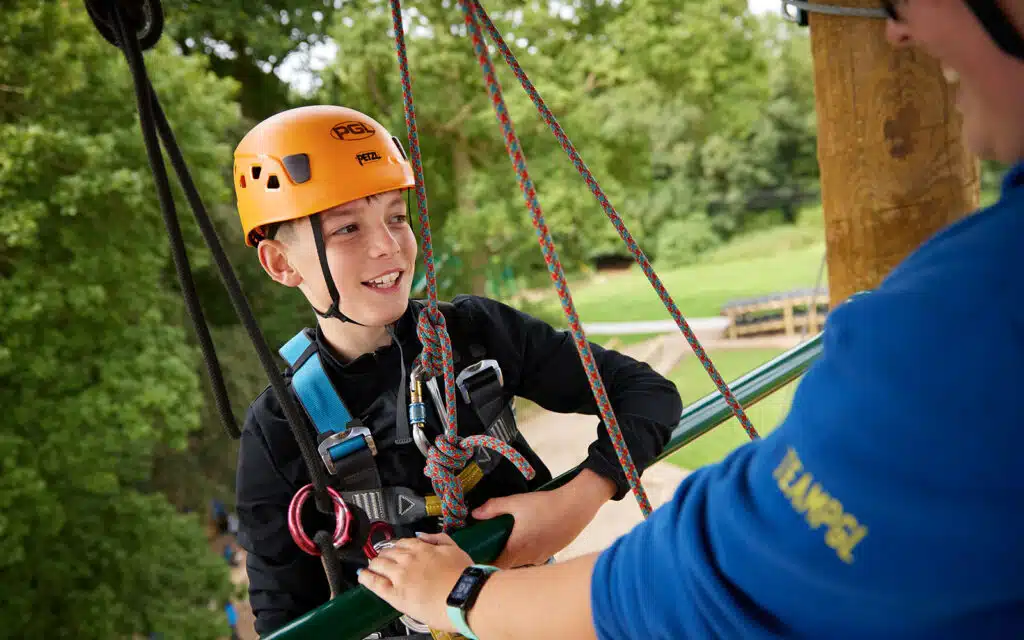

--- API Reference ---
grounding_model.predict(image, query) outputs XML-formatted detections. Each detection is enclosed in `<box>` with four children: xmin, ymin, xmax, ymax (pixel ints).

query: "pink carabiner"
<box><xmin>287</xmin><ymin>484</ymin><xmax>351</xmax><ymax>556</ymax></box>
<box><xmin>363</xmin><ymin>521</ymin><xmax>396</xmax><ymax>559</ymax></box>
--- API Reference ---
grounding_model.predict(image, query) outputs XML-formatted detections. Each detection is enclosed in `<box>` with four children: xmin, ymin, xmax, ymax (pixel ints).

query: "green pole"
<box><xmin>266</xmin><ymin>334</ymin><xmax>824</xmax><ymax>640</ymax></box>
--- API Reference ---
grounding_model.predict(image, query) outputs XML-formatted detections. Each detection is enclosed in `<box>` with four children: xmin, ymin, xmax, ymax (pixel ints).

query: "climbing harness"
<box><xmin>279</xmin><ymin>299</ymin><xmax>535</xmax><ymax>557</ymax></box>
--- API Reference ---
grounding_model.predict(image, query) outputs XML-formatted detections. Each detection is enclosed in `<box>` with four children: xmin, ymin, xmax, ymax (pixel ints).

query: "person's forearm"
<box><xmin>561</xmin><ymin>468</ymin><xmax>617</xmax><ymax>509</ymax></box>
<box><xmin>467</xmin><ymin>552</ymin><xmax>601</xmax><ymax>640</ymax></box>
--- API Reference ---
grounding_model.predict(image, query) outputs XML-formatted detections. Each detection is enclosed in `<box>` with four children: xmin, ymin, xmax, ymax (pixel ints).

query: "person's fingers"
<box><xmin>357</xmin><ymin>567</ymin><xmax>394</xmax><ymax>595</ymax></box>
<box><xmin>415</xmin><ymin>532</ymin><xmax>456</xmax><ymax>546</ymax></box>
<box><xmin>368</xmin><ymin>549</ymin><xmax>407</xmax><ymax>572</ymax></box>
<box><xmin>471</xmin><ymin>496</ymin><xmax>516</xmax><ymax>519</ymax></box>
<box><xmin>392</xmin><ymin>537</ymin><xmax>430</xmax><ymax>553</ymax></box>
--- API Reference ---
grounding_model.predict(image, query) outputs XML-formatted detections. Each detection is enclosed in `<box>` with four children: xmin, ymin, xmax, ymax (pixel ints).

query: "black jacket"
<box><xmin>235</xmin><ymin>295</ymin><xmax>681</xmax><ymax>636</ymax></box>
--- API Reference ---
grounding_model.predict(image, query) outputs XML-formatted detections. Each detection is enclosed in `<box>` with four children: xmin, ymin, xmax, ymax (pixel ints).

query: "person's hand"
<box><xmin>472</xmin><ymin>469</ymin><xmax>616</xmax><ymax>568</ymax></box>
<box><xmin>358</xmin><ymin>533</ymin><xmax>472</xmax><ymax>632</ymax></box>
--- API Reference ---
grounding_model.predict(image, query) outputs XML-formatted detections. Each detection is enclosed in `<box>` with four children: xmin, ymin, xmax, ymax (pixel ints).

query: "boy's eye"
<box><xmin>390</xmin><ymin>214</ymin><xmax>408</xmax><ymax>224</ymax></box>
<box><xmin>332</xmin><ymin>224</ymin><xmax>357</xmax><ymax>235</ymax></box>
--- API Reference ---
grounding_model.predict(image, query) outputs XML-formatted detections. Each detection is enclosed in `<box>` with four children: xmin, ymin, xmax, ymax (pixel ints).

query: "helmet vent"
<box><xmin>251</xmin><ymin>165</ymin><xmax>262</xmax><ymax>180</ymax></box>
<box><xmin>282</xmin><ymin>153</ymin><xmax>311</xmax><ymax>184</ymax></box>
<box><xmin>266</xmin><ymin>175</ymin><xmax>280</xmax><ymax>190</ymax></box>
<box><xmin>239</xmin><ymin>174</ymin><xmax>246</xmax><ymax>188</ymax></box>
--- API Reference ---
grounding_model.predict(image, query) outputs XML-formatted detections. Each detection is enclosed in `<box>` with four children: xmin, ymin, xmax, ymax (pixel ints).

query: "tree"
<box><xmin>601</xmin><ymin>2</ymin><xmax>820</xmax><ymax>249</ymax></box>
<box><xmin>0</xmin><ymin>4</ymin><xmax>239</xmax><ymax>637</ymax></box>
<box><xmin>163</xmin><ymin>0</ymin><xmax>335</xmax><ymax>121</ymax></box>
<box><xmin>314</xmin><ymin>0</ymin><xmax>649</xmax><ymax>296</ymax></box>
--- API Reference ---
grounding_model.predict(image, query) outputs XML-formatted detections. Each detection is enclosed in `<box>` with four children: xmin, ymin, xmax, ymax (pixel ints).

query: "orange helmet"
<box><xmin>233</xmin><ymin>105</ymin><xmax>415</xmax><ymax>246</ymax></box>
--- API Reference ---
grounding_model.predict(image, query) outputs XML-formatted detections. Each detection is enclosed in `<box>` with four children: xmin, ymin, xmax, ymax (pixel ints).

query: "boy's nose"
<box><xmin>368</xmin><ymin>224</ymin><xmax>402</xmax><ymax>256</ymax></box>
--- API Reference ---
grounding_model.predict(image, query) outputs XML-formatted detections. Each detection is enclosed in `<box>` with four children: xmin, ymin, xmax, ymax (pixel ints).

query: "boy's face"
<box><xmin>258</xmin><ymin>190</ymin><xmax>418</xmax><ymax>327</ymax></box>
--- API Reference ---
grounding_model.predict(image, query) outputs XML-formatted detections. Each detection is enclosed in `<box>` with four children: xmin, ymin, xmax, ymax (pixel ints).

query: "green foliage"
<box><xmin>0</xmin><ymin>3</ymin><xmax>238</xmax><ymax>637</ymax></box>
<box><xmin>616</xmin><ymin>7</ymin><xmax>820</xmax><ymax>246</ymax></box>
<box><xmin>163</xmin><ymin>0</ymin><xmax>334</xmax><ymax>120</ymax></box>
<box><xmin>654</xmin><ymin>215</ymin><xmax>721</xmax><ymax>268</ymax></box>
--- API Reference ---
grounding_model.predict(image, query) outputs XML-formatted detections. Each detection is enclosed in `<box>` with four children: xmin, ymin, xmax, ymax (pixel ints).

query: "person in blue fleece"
<box><xmin>358</xmin><ymin>2</ymin><xmax>1024</xmax><ymax>637</ymax></box>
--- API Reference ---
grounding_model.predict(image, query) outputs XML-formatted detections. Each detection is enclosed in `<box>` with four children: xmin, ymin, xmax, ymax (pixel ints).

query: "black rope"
<box><xmin>147</xmin><ymin>94</ymin><xmax>238</xmax><ymax>439</ymax></box>
<box><xmin>106</xmin><ymin>6</ymin><xmax>238</xmax><ymax>441</ymax></box>
<box><xmin>97</xmin><ymin>0</ymin><xmax>350</xmax><ymax>593</ymax></box>
<box><xmin>314</xmin><ymin>530</ymin><xmax>348</xmax><ymax>598</ymax></box>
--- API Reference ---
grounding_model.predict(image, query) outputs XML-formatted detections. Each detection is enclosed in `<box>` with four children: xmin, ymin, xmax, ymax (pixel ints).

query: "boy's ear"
<box><xmin>257</xmin><ymin>239</ymin><xmax>303</xmax><ymax>288</ymax></box>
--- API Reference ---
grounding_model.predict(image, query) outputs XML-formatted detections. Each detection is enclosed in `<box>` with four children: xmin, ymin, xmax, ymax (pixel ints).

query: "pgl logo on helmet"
<box><xmin>331</xmin><ymin>121</ymin><xmax>376</xmax><ymax>141</ymax></box>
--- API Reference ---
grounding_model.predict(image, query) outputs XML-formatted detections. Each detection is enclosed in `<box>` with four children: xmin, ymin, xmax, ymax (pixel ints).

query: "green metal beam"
<box><xmin>266</xmin><ymin>333</ymin><xmax>823</xmax><ymax>640</ymax></box>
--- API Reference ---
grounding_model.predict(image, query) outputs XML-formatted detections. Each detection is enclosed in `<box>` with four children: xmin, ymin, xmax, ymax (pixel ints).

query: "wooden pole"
<box><xmin>807</xmin><ymin>3</ymin><xmax>981</xmax><ymax>307</ymax></box>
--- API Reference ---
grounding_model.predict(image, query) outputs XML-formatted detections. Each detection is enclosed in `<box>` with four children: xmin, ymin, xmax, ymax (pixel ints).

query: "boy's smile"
<box><xmin>363</xmin><ymin>268</ymin><xmax>403</xmax><ymax>292</ymax></box>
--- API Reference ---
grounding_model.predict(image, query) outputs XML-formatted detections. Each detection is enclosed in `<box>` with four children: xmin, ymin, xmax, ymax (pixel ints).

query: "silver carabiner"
<box><xmin>412</xmin><ymin>422</ymin><xmax>431</xmax><ymax>458</ymax></box>
<box><xmin>409</xmin><ymin>363</ymin><xmax>448</xmax><ymax>457</ymax></box>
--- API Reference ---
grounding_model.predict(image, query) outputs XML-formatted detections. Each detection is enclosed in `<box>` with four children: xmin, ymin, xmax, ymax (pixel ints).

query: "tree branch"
<box><xmin>440</xmin><ymin>102</ymin><xmax>475</xmax><ymax>133</ymax></box>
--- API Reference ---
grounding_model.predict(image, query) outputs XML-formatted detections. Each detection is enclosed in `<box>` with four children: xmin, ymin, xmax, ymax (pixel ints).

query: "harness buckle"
<box><xmin>318</xmin><ymin>424</ymin><xmax>377</xmax><ymax>475</ymax></box>
<box><xmin>455</xmin><ymin>359</ymin><xmax>503</xmax><ymax>404</ymax></box>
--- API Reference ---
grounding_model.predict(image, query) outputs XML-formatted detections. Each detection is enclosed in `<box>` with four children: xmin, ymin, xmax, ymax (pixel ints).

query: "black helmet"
<box><xmin>964</xmin><ymin>0</ymin><xmax>1024</xmax><ymax>61</ymax></box>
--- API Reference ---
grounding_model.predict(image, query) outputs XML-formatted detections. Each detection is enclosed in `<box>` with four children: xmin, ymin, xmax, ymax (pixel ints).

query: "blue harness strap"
<box><xmin>279</xmin><ymin>330</ymin><xmax>368</xmax><ymax>464</ymax></box>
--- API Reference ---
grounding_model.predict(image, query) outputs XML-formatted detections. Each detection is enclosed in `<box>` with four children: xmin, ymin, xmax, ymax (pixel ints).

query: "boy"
<box><xmin>230</xmin><ymin>105</ymin><xmax>682</xmax><ymax>637</ymax></box>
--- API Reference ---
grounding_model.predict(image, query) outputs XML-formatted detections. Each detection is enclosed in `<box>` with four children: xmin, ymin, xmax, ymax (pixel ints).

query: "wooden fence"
<box><xmin>721</xmin><ymin>288</ymin><xmax>829</xmax><ymax>339</ymax></box>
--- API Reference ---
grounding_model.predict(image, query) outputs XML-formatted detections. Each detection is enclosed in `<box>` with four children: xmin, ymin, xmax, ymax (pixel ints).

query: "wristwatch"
<box><xmin>445</xmin><ymin>564</ymin><xmax>499</xmax><ymax>639</ymax></box>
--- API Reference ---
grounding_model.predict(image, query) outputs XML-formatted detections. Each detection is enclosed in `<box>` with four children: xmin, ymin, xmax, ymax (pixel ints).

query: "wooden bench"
<box><xmin>721</xmin><ymin>288</ymin><xmax>829</xmax><ymax>339</ymax></box>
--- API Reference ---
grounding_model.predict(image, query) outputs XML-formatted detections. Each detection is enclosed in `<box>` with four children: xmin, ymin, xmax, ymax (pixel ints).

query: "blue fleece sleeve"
<box><xmin>590</xmin><ymin>285</ymin><xmax>1024</xmax><ymax>639</ymax></box>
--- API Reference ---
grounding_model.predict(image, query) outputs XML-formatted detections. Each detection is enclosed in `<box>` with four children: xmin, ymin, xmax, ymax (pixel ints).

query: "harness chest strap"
<box><xmin>279</xmin><ymin>327</ymin><xmax>521</xmax><ymax>526</ymax></box>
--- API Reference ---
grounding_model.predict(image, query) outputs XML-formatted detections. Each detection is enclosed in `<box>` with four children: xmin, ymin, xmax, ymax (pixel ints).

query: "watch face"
<box><xmin>449</xmin><ymin>574</ymin><xmax>477</xmax><ymax>604</ymax></box>
<box><xmin>447</xmin><ymin>567</ymin><xmax>492</xmax><ymax>608</ymax></box>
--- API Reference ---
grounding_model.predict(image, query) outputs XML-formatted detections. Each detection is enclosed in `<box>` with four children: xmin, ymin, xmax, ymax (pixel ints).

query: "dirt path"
<box><xmin>514</xmin><ymin>334</ymin><xmax>703</xmax><ymax>561</ymax></box>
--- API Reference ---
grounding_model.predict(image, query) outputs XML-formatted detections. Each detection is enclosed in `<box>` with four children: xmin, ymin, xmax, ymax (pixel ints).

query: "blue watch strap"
<box><xmin>446</xmin><ymin>564</ymin><xmax>499</xmax><ymax>639</ymax></box>
<box><xmin>446</xmin><ymin>605</ymin><xmax>477</xmax><ymax>640</ymax></box>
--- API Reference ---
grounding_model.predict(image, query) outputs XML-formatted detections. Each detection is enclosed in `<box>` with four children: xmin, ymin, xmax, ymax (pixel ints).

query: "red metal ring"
<box><xmin>287</xmin><ymin>484</ymin><xmax>351</xmax><ymax>556</ymax></box>
<box><xmin>363</xmin><ymin>521</ymin><xmax>396</xmax><ymax>559</ymax></box>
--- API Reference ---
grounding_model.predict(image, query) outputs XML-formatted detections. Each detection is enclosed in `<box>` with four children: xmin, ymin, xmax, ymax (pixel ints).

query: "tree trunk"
<box><xmin>453</xmin><ymin>136</ymin><xmax>488</xmax><ymax>296</ymax></box>
<box><xmin>808</xmin><ymin>6</ymin><xmax>980</xmax><ymax>307</ymax></box>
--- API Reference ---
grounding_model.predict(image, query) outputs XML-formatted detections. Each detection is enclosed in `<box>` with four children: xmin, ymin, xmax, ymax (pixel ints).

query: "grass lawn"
<box><xmin>665</xmin><ymin>348</ymin><xmax>802</xmax><ymax>471</ymax></box>
<box><xmin>532</xmin><ymin>223</ymin><xmax>827</xmax><ymax>325</ymax></box>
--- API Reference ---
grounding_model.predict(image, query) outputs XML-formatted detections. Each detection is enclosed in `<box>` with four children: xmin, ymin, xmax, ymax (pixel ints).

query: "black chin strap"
<box><xmin>309</xmin><ymin>213</ymin><xmax>364</xmax><ymax>326</ymax></box>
